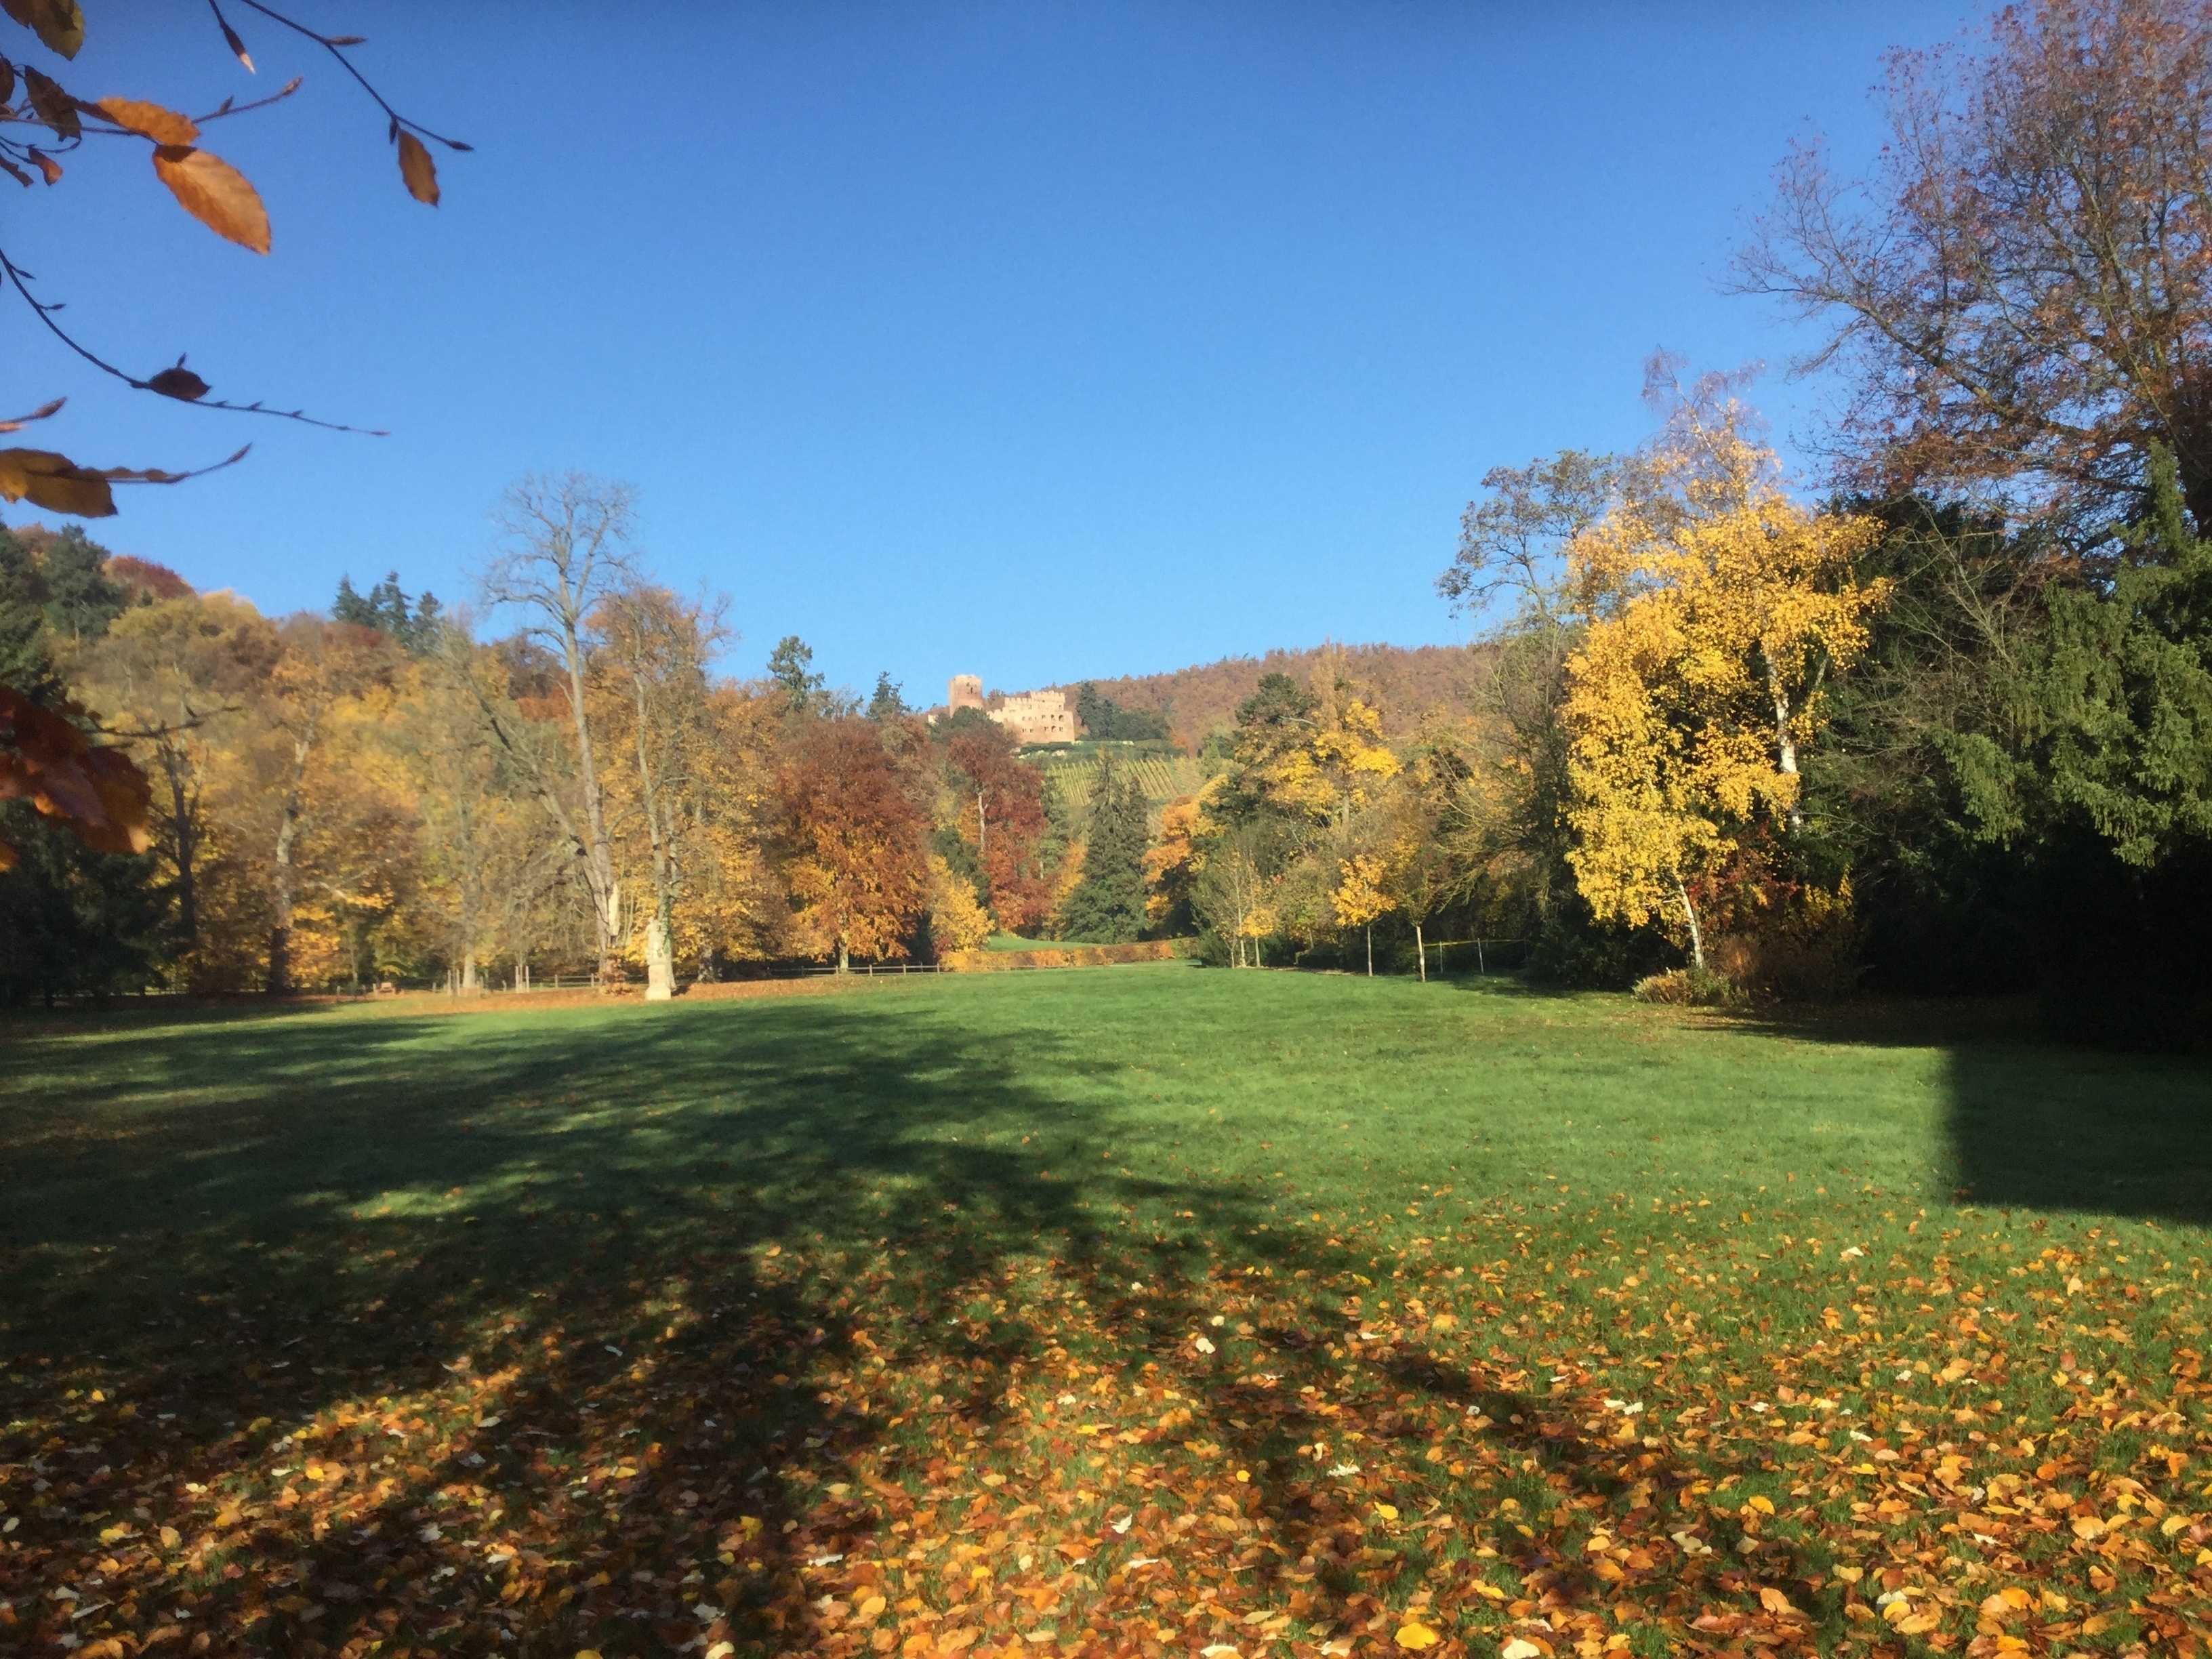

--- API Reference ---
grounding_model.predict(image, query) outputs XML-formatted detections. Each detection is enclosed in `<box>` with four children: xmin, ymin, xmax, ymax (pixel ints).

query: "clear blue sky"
<box><xmin>24</xmin><ymin>1</ymin><xmax>1969</xmax><ymax>700</ymax></box>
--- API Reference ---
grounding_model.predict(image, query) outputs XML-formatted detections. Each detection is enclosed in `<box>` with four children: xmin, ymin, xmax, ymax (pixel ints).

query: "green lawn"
<box><xmin>4</xmin><ymin>966</ymin><xmax>2211</xmax><ymax>1659</ymax></box>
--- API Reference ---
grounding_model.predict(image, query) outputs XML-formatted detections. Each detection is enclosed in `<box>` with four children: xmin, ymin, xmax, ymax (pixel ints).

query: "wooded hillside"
<box><xmin>1050</xmin><ymin>641</ymin><xmax>1481</xmax><ymax>750</ymax></box>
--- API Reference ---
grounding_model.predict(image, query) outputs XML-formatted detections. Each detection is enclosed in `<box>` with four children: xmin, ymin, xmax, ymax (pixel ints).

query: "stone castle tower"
<box><xmin>943</xmin><ymin>674</ymin><xmax>1077</xmax><ymax>744</ymax></box>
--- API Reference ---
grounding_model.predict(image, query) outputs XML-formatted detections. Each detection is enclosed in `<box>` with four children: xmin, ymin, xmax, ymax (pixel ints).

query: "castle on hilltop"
<box><xmin>945</xmin><ymin>675</ymin><xmax>1078</xmax><ymax>745</ymax></box>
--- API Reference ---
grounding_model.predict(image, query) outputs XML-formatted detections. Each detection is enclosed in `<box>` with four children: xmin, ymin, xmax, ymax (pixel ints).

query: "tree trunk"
<box><xmin>1673</xmin><ymin>872</ymin><xmax>1706</xmax><ymax>972</ymax></box>
<box><xmin>161</xmin><ymin>746</ymin><xmax>198</xmax><ymax>949</ymax></box>
<box><xmin>1764</xmin><ymin>642</ymin><xmax>1809</xmax><ymax>834</ymax></box>
<box><xmin>1416</xmin><ymin>920</ymin><xmax>1425</xmax><ymax>983</ymax></box>
<box><xmin>268</xmin><ymin>787</ymin><xmax>302</xmax><ymax>995</ymax></box>
<box><xmin>644</xmin><ymin>915</ymin><xmax>674</xmax><ymax>1001</ymax></box>
<box><xmin>1366</xmin><ymin>924</ymin><xmax>1374</xmax><ymax>977</ymax></box>
<box><xmin>563</xmin><ymin>618</ymin><xmax>619</xmax><ymax>978</ymax></box>
<box><xmin>632</xmin><ymin>671</ymin><xmax>680</xmax><ymax>1002</ymax></box>
<box><xmin>838</xmin><ymin>932</ymin><xmax>850</xmax><ymax>975</ymax></box>
<box><xmin>462</xmin><ymin>947</ymin><xmax>478</xmax><ymax>992</ymax></box>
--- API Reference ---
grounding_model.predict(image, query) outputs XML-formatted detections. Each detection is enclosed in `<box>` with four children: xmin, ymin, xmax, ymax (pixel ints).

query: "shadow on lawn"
<box><xmin>1711</xmin><ymin>996</ymin><xmax>2212</xmax><ymax>1228</ymax></box>
<box><xmin>0</xmin><ymin>995</ymin><xmax>1791</xmax><ymax>1656</ymax></box>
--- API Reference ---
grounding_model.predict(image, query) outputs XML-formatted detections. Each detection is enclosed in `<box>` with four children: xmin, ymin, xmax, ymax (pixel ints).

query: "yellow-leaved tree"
<box><xmin>926</xmin><ymin>852</ymin><xmax>993</xmax><ymax>957</ymax></box>
<box><xmin>1330</xmin><ymin>852</ymin><xmax>1395</xmax><ymax>977</ymax></box>
<box><xmin>1561</xmin><ymin>363</ymin><xmax>1888</xmax><ymax>967</ymax></box>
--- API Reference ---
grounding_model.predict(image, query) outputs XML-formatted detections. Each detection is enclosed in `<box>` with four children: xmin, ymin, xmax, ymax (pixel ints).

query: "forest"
<box><xmin>3</xmin><ymin>0</ymin><xmax>2210</xmax><ymax>1051</ymax></box>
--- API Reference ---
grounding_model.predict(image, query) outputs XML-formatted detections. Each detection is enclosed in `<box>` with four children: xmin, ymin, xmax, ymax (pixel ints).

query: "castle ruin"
<box><xmin>945</xmin><ymin>676</ymin><xmax>1078</xmax><ymax>745</ymax></box>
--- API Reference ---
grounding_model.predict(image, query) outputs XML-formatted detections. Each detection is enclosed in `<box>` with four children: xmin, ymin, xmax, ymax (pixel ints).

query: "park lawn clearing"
<box><xmin>2</xmin><ymin>966</ymin><xmax>2210</xmax><ymax>1659</ymax></box>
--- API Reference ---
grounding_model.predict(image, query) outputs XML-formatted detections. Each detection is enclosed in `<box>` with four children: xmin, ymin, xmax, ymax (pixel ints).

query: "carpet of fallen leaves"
<box><xmin>5</xmin><ymin>1189</ymin><xmax>2211</xmax><ymax>1659</ymax></box>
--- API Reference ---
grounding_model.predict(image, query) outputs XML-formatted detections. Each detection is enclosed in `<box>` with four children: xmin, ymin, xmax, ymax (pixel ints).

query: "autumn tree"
<box><xmin>481</xmin><ymin>474</ymin><xmax>637</xmax><ymax>981</ymax></box>
<box><xmin>924</xmin><ymin>851</ymin><xmax>993</xmax><ymax>957</ymax></box>
<box><xmin>594</xmin><ymin>584</ymin><xmax>743</xmax><ymax>1000</ymax></box>
<box><xmin>1189</xmin><ymin>818</ymin><xmax>1277</xmax><ymax>966</ymax></box>
<box><xmin>941</xmin><ymin>720</ymin><xmax>1051</xmax><ymax>930</ymax></box>
<box><xmin>1735</xmin><ymin>0</ymin><xmax>2212</xmax><ymax>540</ymax></box>
<box><xmin>1330</xmin><ymin>853</ymin><xmax>1394</xmax><ymax>977</ymax></box>
<box><xmin>243</xmin><ymin>617</ymin><xmax>394</xmax><ymax>993</ymax></box>
<box><xmin>1562</xmin><ymin>374</ymin><xmax>1888</xmax><ymax>967</ymax></box>
<box><xmin>77</xmin><ymin>589</ymin><xmax>274</xmax><ymax>958</ymax></box>
<box><xmin>778</xmin><ymin>720</ymin><xmax>928</xmax><ymax>971</ymax></box>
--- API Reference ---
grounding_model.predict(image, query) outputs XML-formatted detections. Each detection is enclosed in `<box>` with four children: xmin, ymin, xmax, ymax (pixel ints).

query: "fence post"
<box><xmin>1477</xmin><ymin>938</ymin><xmax>1486</xmax><ymax>975</ymax></box>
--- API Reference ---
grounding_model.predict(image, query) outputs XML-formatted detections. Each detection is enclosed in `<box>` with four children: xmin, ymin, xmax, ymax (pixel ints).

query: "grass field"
<box><xmin>5</xmin><ymin>966</ymin><xmax>2212</xmax><ymax>1659</ymax></box>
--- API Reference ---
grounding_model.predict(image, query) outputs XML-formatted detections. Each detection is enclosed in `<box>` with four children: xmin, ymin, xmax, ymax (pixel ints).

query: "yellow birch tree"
<box><xmin>1562</xmin><ymin>380</ymin><xmax>1887</xmax><ymax>966</ymax></box>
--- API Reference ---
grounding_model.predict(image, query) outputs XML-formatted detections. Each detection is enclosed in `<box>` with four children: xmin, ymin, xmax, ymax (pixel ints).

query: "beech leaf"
<box><xmin>146</xmin><ymin>366</ymin><xmax>210</xmax><ymax>402</ymax></box>
<box><xmin>93</xmin><ymin>96</ymin><xmax>198</xmax><ymax>146</ymax></box>
<box><xmin>0</xmin><ymin>446</ymin><xmax>115</xmax><ymax>516</ymax></box>
<box><xmin>151</xmin><ymin>144</ymin><xmax>269</xmax><ymax>253</ymax></box>
<box><xmin>0</xmin><ymin>396</ymin><xmax>65</xmax><ymax>432</ymax></box>
<box><xmin>22</xmin><ymin>64</ymin><xmax>77</xmax><ymax>139</ymax></box>
<box><xmin>0</xmin><ymin>0</ymin><xmax>82</xmax><ymax>60</ymax></box>
<box><xmin>396</xmin><ymin>129</ymin><xmax>438</xmax><ymax>205</ymax></box>
<box><xmin>27</xmin><ymin>144</ymin><xmax>58</xmax><ymax>184</ymax></box>
<box><xmin>0</xmin><ymin>54</ymin><xmax>16</xmax><ymax>102</ymax></box>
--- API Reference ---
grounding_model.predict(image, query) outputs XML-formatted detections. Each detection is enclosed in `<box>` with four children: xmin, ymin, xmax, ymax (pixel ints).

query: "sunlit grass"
<box><xmin>3</xmin><ymin>968</ymin><xmax>2208</xmax><ymax>1657</ymax></box>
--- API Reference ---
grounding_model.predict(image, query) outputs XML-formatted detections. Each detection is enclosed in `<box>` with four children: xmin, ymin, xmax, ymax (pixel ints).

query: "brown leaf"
<box><xmin>0</xmin><ymin>686</ymin><xmax>152</xmax><ymax>855</ymax></box>
<box><xmin>27</xmin><ymin>145</ymin><xmax>58</xmax><ymax>184</ymax></box>
<box><xmin>0</xmin><ymin>397</ymin><xmax>64</xmax><ymax>432</ymax></box>
<box><xmin>146</xmin><ymin>366</ymin><xmax>209</xmax><ymax>402</ymax></box>
<box><xmin>0</xmin><ymin>157</ymin><xmax>26</xmax><ymax>188</ymax></box>
<box><xmin>0</xmin><ymin>446</ymin><xmax>115</xmax><ymax>516</ymax></box>
<box><xmin>396</xmin><ymin>129</ymin><xmax>438</xmax><ymax>205</ymax></box>
<box><xmin>1</xmin><ymin>0</ymin><xmax>83</xmax><ymax>59</ymax></box>
<box><xmin>151</xmin><ymin>145</ymin><xmax>269</xmax><ymax>253</ymax></box>
<box><xmin>92</xmin><ymin>96</ymin><xmax>197</xmax><ymax>146</ymax></box>
<box><xmin>22</xmin><ymin>64</ymin><xmax>78</xmax><ymax>139</ymax></box>
<box><xmin>0</xmin><ymin>55</ymin><xmax>16</xmax><ymax>102</ymax></box>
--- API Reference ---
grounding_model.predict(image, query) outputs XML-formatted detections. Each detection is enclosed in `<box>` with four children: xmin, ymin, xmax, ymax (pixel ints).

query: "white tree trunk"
<box><xmin>644</xmin><ymin>916</ymin><xmax>675</xmax><ymax>1001</ymax></box>
<box><xmin>1673</xmin><ymin>872</ymin><xmax>1707</xmax><ymax>972</ymax></box>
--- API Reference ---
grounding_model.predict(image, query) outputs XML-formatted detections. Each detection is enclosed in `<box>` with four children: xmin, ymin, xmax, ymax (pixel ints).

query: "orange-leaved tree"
<box><xmin>778</xmin><ymin>720</ymin><xmax>929</xmax><ymax>972</ymax></box>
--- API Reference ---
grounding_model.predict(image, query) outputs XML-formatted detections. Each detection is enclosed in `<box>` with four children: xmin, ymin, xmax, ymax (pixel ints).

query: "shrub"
<box><xmin>1633</xmin><ymin>966</ymin><xmax>1742</xmax><ymax>1006</ymax></box>
<box><xmin>1710</xmin><ymin>880</ymin><xmax>1866</xmax><ymax>1002</ymax></box>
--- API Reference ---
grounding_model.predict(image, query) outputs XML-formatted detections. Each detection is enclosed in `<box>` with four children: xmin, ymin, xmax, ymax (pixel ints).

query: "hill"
<box><xmin>1046</xmin><ymin>640</ymin><xmax>1479</xmax><ymax>750</ymax></box>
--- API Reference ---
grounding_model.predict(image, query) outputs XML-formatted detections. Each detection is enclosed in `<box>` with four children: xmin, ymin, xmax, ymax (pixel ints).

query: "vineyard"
<box><xmin>1035</xmin><ymin>747</ymin><xmax>1210</xmax><ymax>823</ymax></box>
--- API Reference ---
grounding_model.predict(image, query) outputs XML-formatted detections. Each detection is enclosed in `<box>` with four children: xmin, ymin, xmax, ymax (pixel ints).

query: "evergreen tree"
<box><xmin>0</xmin><ymin>800</ymin><xmax>169</xmax><ymax>1004</ymax></box>
<box><xmin>0</xmin><ymin>527</ymin><xmax>56</xmax><ymax>696</ymax></box>
<box><xmin>332</xmin><ymin>573</ymin><xmax>377</xmax><ymax>629</ymax></box>
<box><xmin>1076</xmin><ymin>681</ymin><xmax>1113</xmax><ymax>737</ymax></box>
<box><xmin>39</xmin><ymin>527</ymin><xmax>126</xmax><ymax>641</ymax></box>
<box><xmin>868</xmin><ymin>670</ymin><xmax>907</xmax><ymax>721</ymax></box>
<box><xmin>333</xmin><ymin>570</ymin><xmax>441</xmax><ymax>655</ymax></box>
<box><xmin>0</xmin><ymin>531</ymin><xmax>167</xmax><ymax>1002</ymax></box>
<box><xmin>769</xmin><ymin>635</ymin><xmax>826</xmax><ymax>712</ymax></box>
<box><xmin>1059</xmin><ymin>758</ymin><xmax>1149</xmax><ymax>942</ymax></box>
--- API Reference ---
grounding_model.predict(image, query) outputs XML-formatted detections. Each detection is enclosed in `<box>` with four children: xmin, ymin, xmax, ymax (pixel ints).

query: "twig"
<box><xmin>0</xmin><ymin>242</ymin><xmax>389</xmax><ymax>436</ymax></box>
<box><xmin>226</xmin><ymin>0</ymin><xmax>472</xmax><ymax>151</ymax></box>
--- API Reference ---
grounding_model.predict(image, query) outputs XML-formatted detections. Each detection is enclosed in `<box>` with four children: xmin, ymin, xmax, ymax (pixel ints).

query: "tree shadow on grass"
<box><xmin>1708</xmin><ymin>996</ymin><xmax>2212</xmax><ymax>1227</ymax></box>
<box><xmin>0</xmin><ymin>994</ymin><xmax>1823</xmax><ymax>1658</ymax></box>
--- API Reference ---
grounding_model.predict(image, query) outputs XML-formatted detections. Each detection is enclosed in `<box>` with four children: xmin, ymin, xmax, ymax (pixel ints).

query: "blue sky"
<box><xmin>22</xmin><ymin>1</ymin><xmax>1969</xmax><ymax>699</ymax></box>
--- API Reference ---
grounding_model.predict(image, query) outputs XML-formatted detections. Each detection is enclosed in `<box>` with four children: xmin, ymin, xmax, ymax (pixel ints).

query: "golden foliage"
<box><xmin>926</xmin><ymin>851</ymin><xmax>992</xmax><ymax>956</ymax></box>
<box><xmin>1330</xmin><ymin>852</ymin><xmax>1395</xmax><ymax>929</ymax></box>
<box><xmin>1562</xmin><ymin>406</ymin><xmax>1887</xmax><ymax>935</ymax></box>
